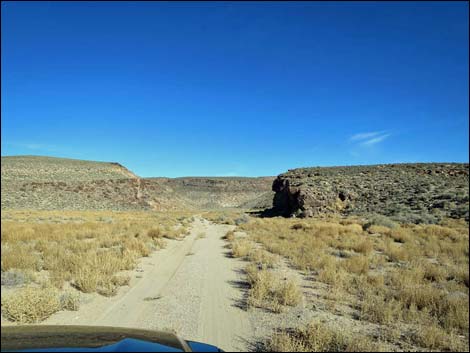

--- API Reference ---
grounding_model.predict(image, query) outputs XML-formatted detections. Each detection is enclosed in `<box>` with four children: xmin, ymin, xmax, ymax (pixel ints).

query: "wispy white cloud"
<box><xmin>360</xmin><ymin>134</ymin><xmax>391</xmax><ymax>146</ymax></box>
<box><xmin>350</xmin><ymin>131</ymin><xmax>386</xmax><ymax>141</ymax></box>
<box><xmin>349</xmin><ymin>131</ymin><xmax>391</xmax><ymax>147</ymax></box>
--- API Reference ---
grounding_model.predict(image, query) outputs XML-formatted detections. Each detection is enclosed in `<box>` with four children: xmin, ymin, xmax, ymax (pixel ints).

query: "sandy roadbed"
<box><xmin>40</xmin><ymin>217</ymin><xmax>252</xmax><ymax>352</ymax></box>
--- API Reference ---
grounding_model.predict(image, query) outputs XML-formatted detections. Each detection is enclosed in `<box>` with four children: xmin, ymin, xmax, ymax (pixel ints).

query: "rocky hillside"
<box><xmin>1</xmin><ymin>156</ymin><xmax>274</xmax><ymax>211</ymax></box>
<box><xmin>272</xmin><ymin>163</ymin><xmax>469</xmax><ymax>223</ymax></box>
<box><xmin>142</xmin><ymin>177</ymin><xmax>274</xmax><ymax>210</ymax></box>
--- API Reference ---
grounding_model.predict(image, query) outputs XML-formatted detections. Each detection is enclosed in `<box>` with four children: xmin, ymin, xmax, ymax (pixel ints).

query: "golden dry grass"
<box><xmin>230</xmin><ymin>239</ymin><xmax>255</xmax><ymax>258</ymax></box>
<box><xmin>1</xmin><ymin>209</ymin><xmax>192</xmax><ymax>323</ymax></box>
<box><xmin>266</xmin><ymin>321</ymin><xmax>380</xmax><ymax>352</ymax></box>
<box><xmin>246</xmin><ymin>265</ymin><xmax>302</xmax><ymax>313</ymax></box>
<box><xmin>237</xmin><ymin>215</ymin><xmax>469</xmax><ymax>351</ymax></box>
<box><xmin>222</xmin><ymin>230</ymin><xmax>236</xmax><ymax>241</ymax></box>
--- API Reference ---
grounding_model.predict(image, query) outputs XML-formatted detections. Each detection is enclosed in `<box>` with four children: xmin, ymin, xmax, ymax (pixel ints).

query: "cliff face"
<box><xmin>272</xmin><ymin>163</ymin><xmax>469</xmax><ymax>223</ymax></box>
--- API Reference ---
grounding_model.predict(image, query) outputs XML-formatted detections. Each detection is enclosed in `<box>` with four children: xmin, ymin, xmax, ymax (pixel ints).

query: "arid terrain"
<box><xmin>272</xmin><ymin>164</ymin><xmax>469</xmax><ymax>223</ymax></box>
<box><xmin>1</xmin><ymin>156</ymin><xmax>274</xmax><ymax>211</ymax></box>
<box><xmin>1</xmin><ymin>156</ymin><xmax>469</xmax><ymax>351</ymax></box>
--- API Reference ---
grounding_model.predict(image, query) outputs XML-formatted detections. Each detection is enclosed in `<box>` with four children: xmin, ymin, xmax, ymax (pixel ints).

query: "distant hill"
<box><xmin>1</xmin><ymin>155</ymin><xmax>138</xmax><ymax>181</ymax></box>
<box><xmin>1</xmin><ymin>156</ymin><xmax>274</xmax><ymax>211</ymax></box>
<box><xmin>142</xmin><ymin>177</ymin><xmax>274</xmax><ymax>209</ymax></box>
<box><xmin>271</xmin><ymin>163</ymin><xmax>469</xmax><ymax>223</ymax></box>
<box><xmin>5</xmin><ymin>157</ymin><xmax>467</xmax><ymax>223</ymax></box>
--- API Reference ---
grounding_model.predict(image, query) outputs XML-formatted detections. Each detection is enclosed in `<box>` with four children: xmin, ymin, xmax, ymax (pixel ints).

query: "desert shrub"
<box><xmin>351</xmin><ymin>239</ymin><xmax>374</xmax><ymax>254</ymax></box>
<box><xmin>450</xmin><ymin>266</ymin><xmax>469</xmax><ymax>288</ymax></box>
<box><xmin>440</xmin><ymin>294</ymin><xmax>469</xmax><ymax>333</ymax></box>
<box><xmin>392</xmin><ymin>212</ymin><xmax>439</xmax><ymax>225</ymax></box>
<box><xmin>367</xmin><ymin>225</ymin><xmax>391</xmax><ymax>235</ymax></box>
<box><xmin>343</xmin><ymin>255</ymin><xmax>369</xmax><ymax>275</ymax></box>
<box><xmin>384</xmin><ymin>240</ymin><xmax>409</xmax><ymax>262</ymax></box>
<box><xmin>341</xmin><ymin>223</ymin><xmax>364</xmax><ymax>234</ymax></box>
<box><xmin>222</xmin><ymin>230</ymin><xmax>236</xmax><ymax>242</ymax></box>
<box><xmin>363</xmin><ymin>214</ymin><xmax>398</xmax><ymax>230</ymax></box>
<box><xmin>291</xmin><ymin>222</ymin><xmax>312</xmax><ymax>231</ymax></box>
<box><xmin>123</xmin><ymin>238</ymin><xmax>151</xmax><ymax>257</ymax></box>
<box><xmin>318</xmin><ymin>260</ymin><xmax>346</xmax><ymax>287</ymax></box>
<box><xmin>423</xmin><ymin>263</ymin><xmax>446</xmax><ymax>283</ymax></box>
<box><xmin>397</xmin><ymin>282</ymin><xmax>444</xmax><ymax>313</ymax></box>
<box><xmin>2</xmin><ymin>287</ymin><xmax>62</xmax><ymax>323</ymax></box>
<box><xmin>234</xmin><ymin>215</ymin><xmax>250</xmax><ymax>225</ymax></box>
<box><xmin>49</xmin><ymin>270</ymin><xmax>69</xmax><ymax>289</ymax></box>
<box><xmin>119</xmin><ymin>249</ymin><xmax>138</xmax><ymax>270</ymax></box>
<box><xmin>266</xmin><ymin>321</ymin><xmax>379</xmax><ymax>352</ymax></box>
<box><xmin>1</xmin><ymin>244</ymin><xmax>42</xmax><ymax>272</ymax></box>
<box><xmin>72</xmin><ymin>268</ymin><xmax>101</xmax><ymax>293</ymax></box>
<box><xmin>147</xmin><ymin>228</ymin><xmax>163</xmax><ymax>239</ymax></box>
<box><xmin>248</xmin><ymin>249</ymin><xmax>279</xmax><ymax>268</ymax></box>
<box><xmin>360</xmin><ymin>290</ymin><xmax>403</xmax><ymax>325</ymax></box>
<box><xmin>245</xmin><ymin>262</ymin><xmax>262</xmax><ymax>285</ymax></box>
<box><xmin>247</xmin><ymin>269</ymin><xmax>301</xmax><ymax>312</ymax></box>
<box><xmin>423</xmin><ymin>224</ymin><xmax>460</xmax><ymax>239</ymax></box>
<box><xmin>231</xmin><ymin>240</ymin><xmax>254</xmax><ymax>258</ymax></box>
<box><xmin>97</xmin><ymin>282</ymin><xmax>118</xmax><ymax>297</ymax></box>
<box><xmin>1</xmin><ymin>269</ymin><xmax>32</xmax><ymax>287</ymax></box>
<box><xmin>59</xmin><ymin>291</ymin><xmax>80</xmax><ymax>311</ymax></box>
<box><xmin>388</xmin><ymin>228</ymin><xmax>411</xmax><ymax>243</ymax></box>
<box><xmin>111</xmin><ymin>274</ymin><xmax>131</xmax><ymax>287</ymax></box>
<box><xmin>276</xmin><ymin>278</ymin><xmax>302</xmax><ymax>307</ymax></box>
<box><xmin>411</xmin><ymin>323</ymin><xmax>468</xmax><ymax>351</ymax></box>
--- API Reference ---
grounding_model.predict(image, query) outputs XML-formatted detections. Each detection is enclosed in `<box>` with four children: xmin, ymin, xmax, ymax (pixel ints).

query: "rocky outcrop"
<box><xmin>272</xmin><ymin>163</ymin><xmax>469</xmax><ymax>223</ymax></box>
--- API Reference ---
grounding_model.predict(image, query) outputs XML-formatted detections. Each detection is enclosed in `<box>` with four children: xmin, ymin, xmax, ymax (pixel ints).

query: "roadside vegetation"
<box><xmin>1</xmin><ymin>209</ymin><xmax>192</xmax><ymax>323</ymax></box>
<box><xmin>219</xmin><ymin>213</ymin><xmax>469</xmax><ymax>351</ymax></box>
<box><xmin>223</xmin><ymin>229</ymin><xmax>302</xmax><ymax>314</ymax></box>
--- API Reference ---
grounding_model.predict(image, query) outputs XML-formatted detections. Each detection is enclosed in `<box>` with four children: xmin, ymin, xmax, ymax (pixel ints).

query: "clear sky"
<box><xmin>1</xmin><ymin>1</ymin><xmax>468</xmax><ymax>177</ymax></box>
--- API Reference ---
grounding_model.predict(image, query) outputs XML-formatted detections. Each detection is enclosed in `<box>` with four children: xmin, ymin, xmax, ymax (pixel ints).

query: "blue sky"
<box><xmin>2</xmin><ymin>1</ymin><xmax>468</xmax><ymax>177</ymax></box>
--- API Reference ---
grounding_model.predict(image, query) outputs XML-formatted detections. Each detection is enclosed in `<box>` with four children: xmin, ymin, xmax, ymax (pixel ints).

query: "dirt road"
<box><xmin>43</xmin><ymin>217</ymin><xmax>252</xmax><ymax>352</ymax></box>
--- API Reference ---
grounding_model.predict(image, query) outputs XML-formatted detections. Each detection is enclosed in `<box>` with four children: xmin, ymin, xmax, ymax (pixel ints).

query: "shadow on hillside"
<box><xmin>246</xmin><ymin>207</ymin><xmax>285</xmax><ymax>218</ymax></box>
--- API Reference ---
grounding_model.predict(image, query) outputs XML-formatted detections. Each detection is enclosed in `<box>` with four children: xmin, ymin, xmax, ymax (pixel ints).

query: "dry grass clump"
<box><xmin>366</xmin><ymin>224</ymin><xmax>392</xmax><ymax>235</ymax></box>
<box><xmin>239</xmin><ymin>216</ymin><xmax>469</xmax><ymax>351</ymax></box>
<box><xmin>246</xmin><ymin>266</ymin><xmax>302</xmax><ymax>313</ymax></box>
<box><xmin>231</xmin><ymin>239</ymin><xmax>255</xmax><ymax>258</ymax></box>
<box><xmin>318</xmin><ymin>259</ymin><xmax>346</xmax><ymax>286</ymax></box>
<box><xmin>222</xmin><ymin>230</ymin><xmax>236</xmax><ymax>242</ymax></box>
<box><xmin>266</xmin><ymin>321</ymin><xmax>380</xmax><ymax>352</ymax></box>
<box><xmin>248</xmin><ymin>249</ymin><xmax>279</xmax><ymax>269</ymax></box>
<box><xmin>411</xmin><ymin>322</ymin><xmax>468</xmax><ymax>351</ymax></box>
<box><xmin>59</xmin><ymin>291</ymin><xmax>81</xmax><ymax>311</ymax></box>
<box><xmin>360</xmin><ymin>290</ymin><xmax>403</xmax><ymax>325</ymax></box>
<box><xmin>111</xmin><ymin>274</ymin><xmax>131</xmax><ymax>287</ymax></box>
<box><xmin>342</xmin><ymin>255</ymin><xmax>369</xmax><ymax>275</ymax></box>
<box><xmin>147</xmin><ymin>227</ymin><xmax>163</xmax><ymax>239</ymax></box>
<box><xmin>2</xmin><ymin>286</ymin><xmax>80</xmax><ymax>323</ymax></box>
<box><xmin>1</xmin><ymin>244</ymin><xmax>42</xmax><ymax>272</ymax></box>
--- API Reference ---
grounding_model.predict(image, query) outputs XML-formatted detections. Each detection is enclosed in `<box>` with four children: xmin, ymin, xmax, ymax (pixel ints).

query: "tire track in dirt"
<box><xmin>42</xmin><ymin>217</ymin><xmax>252</xmax><ymax>351</ymax></box>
